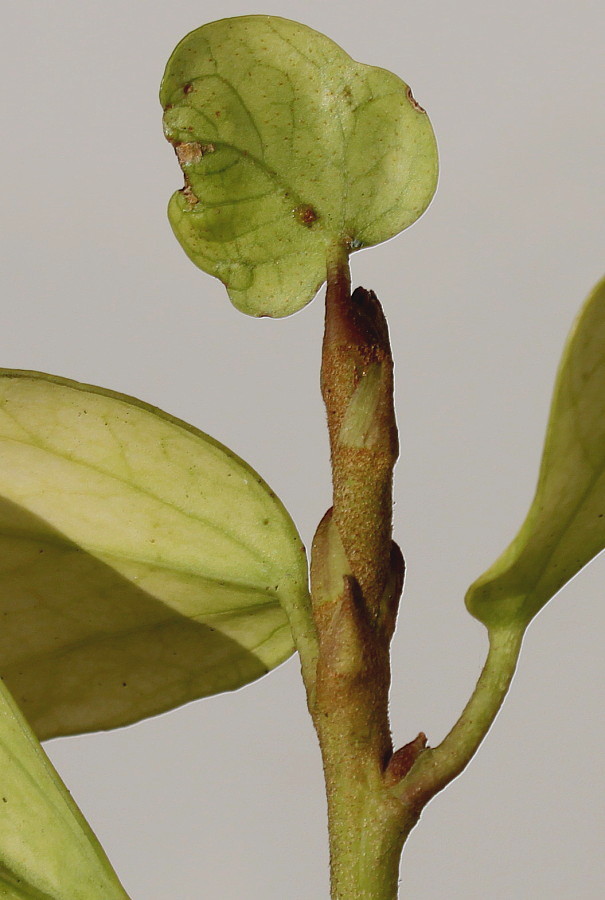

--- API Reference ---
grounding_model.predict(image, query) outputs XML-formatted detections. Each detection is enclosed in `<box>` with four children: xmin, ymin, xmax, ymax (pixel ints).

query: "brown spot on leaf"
<box><xmin>183</xmin><ymin>82</ymin><xmax>193</xmax><ymax>94</ymax></box>
<box><xmin>181</xmin><ymin>185</ymin><xmax>198</xmax><ymax>207</ymax></box>
<box><xmin>406</xmin><ymin>85</ymin><xmax>426</xmax><ymax>113</ymax></box>
<box><xmin>174</xmin><ymin>141</ymin><xmax>214</xmax><ymax>166</ymax></box>
<box><xmin>294</xmin><ymin>204</ymin><xmax>318</xmax><ymax>227</ymax></box>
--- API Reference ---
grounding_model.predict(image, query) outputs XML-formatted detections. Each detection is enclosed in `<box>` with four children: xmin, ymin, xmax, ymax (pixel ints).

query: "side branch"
<box><xmin>396</xmin><ymin>625</ymin><xmax>525</xmax><ymax>810</ymax></box>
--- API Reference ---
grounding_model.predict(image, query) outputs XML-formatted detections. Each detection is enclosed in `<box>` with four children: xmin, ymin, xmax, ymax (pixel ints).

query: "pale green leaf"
<box><xmin>160</xmin><ymin>15</ymin><xmax>438</xmax><ymax>317</ymax></box>
<box><xmin>466</xmin><ymin>276</ymin><xmax>605</xmax><ymax>628</ymax></box>
<box><xmin>0</xmin><ymin>371</ymin><xmax>309</xmax><ymax>739</ymax></box>
<box><xmin>0</xmin><ymin>676</ymin><xmax>129</xmax><ymax>899</ymax></box>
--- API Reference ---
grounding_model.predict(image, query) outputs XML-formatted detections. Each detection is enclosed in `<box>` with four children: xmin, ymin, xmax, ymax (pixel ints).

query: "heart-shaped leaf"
<box><xmin>160</xmin><ymin>15</ymin><xmax>438</xmax><ymax>317</ymax></box>
<box><xmin>0</xmin><ymin>370</ymin><xmax>310</xmax><ymax>738</ymax></box>
<box><xmin>467</xmin><ymin>276</ymin><xmax>605</xmax><ymax>629</ymax></box>
<box><xmin>0</xmin><ymin>676</ymin><xmax>129</xmax><ymax>899</ymax></box>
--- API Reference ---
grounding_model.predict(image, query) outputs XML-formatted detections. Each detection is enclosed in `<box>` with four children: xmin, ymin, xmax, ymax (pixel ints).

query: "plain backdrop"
<box><xmin>1</xmin><ymin>1</ymin><xmax>604</xmax><ymax>897</ymax></box>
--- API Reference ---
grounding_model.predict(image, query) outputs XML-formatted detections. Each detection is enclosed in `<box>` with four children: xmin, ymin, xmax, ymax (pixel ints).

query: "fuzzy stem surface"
<box><xmin>310</xmin><ymin>245</ymin><xmax>410</xmax><ymax>899</ymax></box>
<box><xmin>308</xmin><ymin>247</ymin><xmax>524</xmax><ymax>899</ymax></box>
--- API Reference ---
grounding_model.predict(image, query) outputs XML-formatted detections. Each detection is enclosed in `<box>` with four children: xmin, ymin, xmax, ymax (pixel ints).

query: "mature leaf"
<box><xmin>160</xmin><ymin>15</ymin><xmax>438</xmax><ymax>317</ymax></box>
<box><xmin>0</xmin><ymin>676</ymin><xmax>129</xmax><ymax>899</ymax></box>
<box><xmin>0</xmin><ymin>371</ymin><xmax>309</xmax><ymax>738</ymax></box>
<box><xmin>467</xmin><ymin>276</ymin><xmax>605</xmax><ymax>629</ymax></box>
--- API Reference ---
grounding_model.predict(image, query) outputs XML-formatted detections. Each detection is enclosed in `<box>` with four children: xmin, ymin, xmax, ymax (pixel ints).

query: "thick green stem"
<box><xmin>310</xmin><ymin>563</ymin><xmax>414</xmax><ymax>900</ymax></box>
<box><xmin>321</xmin><ymin>745</ymin><xmax>416</xmax><ymax>900</ymax></box>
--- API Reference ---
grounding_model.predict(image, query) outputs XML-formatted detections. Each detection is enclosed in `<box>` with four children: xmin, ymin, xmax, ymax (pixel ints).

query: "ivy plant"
<box><xmin>0</xmin><ymin>13</ymin><xmax>602</xmax><ymax>900</ymax></box>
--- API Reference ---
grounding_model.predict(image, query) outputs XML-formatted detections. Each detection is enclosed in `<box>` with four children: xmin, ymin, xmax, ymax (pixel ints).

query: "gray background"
<box><xmin>1</xmin><ymin>0</ymin><xmax>604</xmax><ymax>897</ymax></box>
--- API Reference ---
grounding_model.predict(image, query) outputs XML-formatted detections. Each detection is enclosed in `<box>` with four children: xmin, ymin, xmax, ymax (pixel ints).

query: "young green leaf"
<box><xmin>0</xmin><ymin>371</ymin><xmax>310</xmax><ymax>739</ymax></box>
<box><xmin>0</xmin><ymin>676</ymin><xmax>129</xmax><ymax>899</ymax></box>
<box><xmin>466</xmin><ymin>276</ymin><xmax>605</xmax><ymax>629</ymax></box>
<box><xmin>160</xmin><ymin>15</ymin><xmax>438</xmax><ymax>317</ymax></box>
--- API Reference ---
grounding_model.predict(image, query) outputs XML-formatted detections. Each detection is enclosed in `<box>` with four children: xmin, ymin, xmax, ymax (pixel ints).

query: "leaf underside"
<box><xmin>466</xmin><ymin>276</ymin><xmax>605</xmax><ymax>629</ymax></box>
<box><xmin>160</xmin><ymin>15</ymin><xmax>438</xmax><ymax>317</ymax></box>
<box><xmin>0</xmin><ymin>677</ymin><xmax>129</xmax><ymax>899</ymax></box>
<box><xmin>0</xmin><ymin>370</ymin><xmax>308</xmax><ymax>739</ymax></box>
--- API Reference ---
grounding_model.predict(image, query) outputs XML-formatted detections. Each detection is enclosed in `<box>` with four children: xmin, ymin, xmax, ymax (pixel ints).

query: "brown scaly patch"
<box><xmin>181</xmin><ymin>184</ymin><xmax>199</xmax><ymax>207</ymax></box>
<box><xmin>294</xmin><ymin>203</ymin><xmax>319</xmax><ymax>227</ymax></box>
<box><xmin>174</xmin><ymin>141</ymin><xmax>215</xmax><ymax>166</ymax></box>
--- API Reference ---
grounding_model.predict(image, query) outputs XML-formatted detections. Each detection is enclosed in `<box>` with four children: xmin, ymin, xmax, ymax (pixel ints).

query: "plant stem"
<box><xmin>320</xmin><ymin>741</ymin><xmax>417</xmax><ymax>900</ymax></box>
<box><xmin>398</xmin><ymin>624</ymin><xmax>525</xmax><ymax>810</ymax></box>
<box><xmin>310</xmin><ymin>245</ymin><xmax>410</xmax><ymax>899</ymax></box>
<box><xmin>307</xmin><ymin>247</ymin><xmax>526</xmax><ymax>898</ymax></box>
<box><xmin>320</xmin><ymin>244</ymin><xmax>399</xmax><ymax>616</ymax></box>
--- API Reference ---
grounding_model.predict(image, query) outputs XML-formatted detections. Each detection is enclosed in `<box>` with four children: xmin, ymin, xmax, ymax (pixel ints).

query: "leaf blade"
<box><xmin>466</xmin><ymin>276</ymin><xmax>605</xmax><ymax>628</ymax></box>
<box><xmin>160</xmin><ymin>15</ymin><xmax>438</xmax><ymax>317</ymax></box>
<box><xmin>0</xmin><ymin>370</ymin><xmax>309</xmax><ymax>738</ymax></box>
<box><xmin>0</xmin><ymin>677</ymin><xmax>129</xmax><ymax>899</ymax></box>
